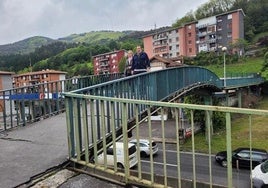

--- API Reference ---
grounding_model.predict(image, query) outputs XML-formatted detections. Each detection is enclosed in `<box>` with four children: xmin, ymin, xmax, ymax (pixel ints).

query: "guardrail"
<box><xmin>0</xmin><ymin>73</ymin><xmax>123</xmax><ymax>132</ymax></box>
<box><xmin>64</xmin><ymin>93</ymin><xmax>268</xmax><ymax>187</ymax></box>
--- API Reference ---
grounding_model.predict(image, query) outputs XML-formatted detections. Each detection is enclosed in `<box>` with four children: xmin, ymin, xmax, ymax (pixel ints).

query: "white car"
<box><xmin>96</xmin><ymin>142</ymin><xmax>138</xmax><ymax>169</ymax></box>
<box><xmin>252</xmin><ymin>160</ymin><xmax>268</xmax><ymax>188</ymax></box>
<box><xmin>129</xmin><ymin>139</ymin><xmax>158</xmax><ymax>157</ymax></box>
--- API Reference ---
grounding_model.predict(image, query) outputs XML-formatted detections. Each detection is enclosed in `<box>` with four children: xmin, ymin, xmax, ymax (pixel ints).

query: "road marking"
<box><xmin>159</xmin><ymin>149</ymin><xmax>215</xmax><ymax>157</ymax></box>
<box><xmin>140</xmin><ymin>160</ymin><xmax>178</xmax><ymax>167</ymax></box>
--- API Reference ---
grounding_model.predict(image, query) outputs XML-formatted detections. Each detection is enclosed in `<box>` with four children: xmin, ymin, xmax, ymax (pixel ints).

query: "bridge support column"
<box><xmin>204</xmin><ymin>96</ymin><xmax>213</xmax><ymax>142</ymax></box>
<box><xmin>237</xmin><ymin>89</ymin><xmax>242</xmax><ymax>108</ymax></box>
<box><xmin>225</xmin><ymin>89</ymin><xmax>229</xmax><ymax>106</ymax></box>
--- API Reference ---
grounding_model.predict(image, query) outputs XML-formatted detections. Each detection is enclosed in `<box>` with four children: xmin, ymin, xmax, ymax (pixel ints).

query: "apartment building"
<box><xmin>13</xmin><ymin>69</ymin><xmax>66</xmax><ymax>88</ymax></box>
<box><xmin>143</xmin><ymin>9</ymin><xmax>245</xmax><ymax>58</ymax></box>
<box><xmin>0</xmin><ymin>71</ymin><xmax>14</xmax><ymax>113</ymax></box>
<box><xmin>93</xmin><ymin>50</ymin><xmax>126</xmax><ymax>75</ymax></box>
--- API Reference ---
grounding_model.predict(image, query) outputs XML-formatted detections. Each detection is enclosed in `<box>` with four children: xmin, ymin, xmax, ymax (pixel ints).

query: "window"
<box><xmin>217</xmin><ymin>16</ymin><xmax>222</xmax><ymax>22</ymax></box>
<box><xmin>188</xmin><ymin>25</ymin><xmax>192</xmax><ymax>29</ymax></box>
<box><xmin>217</xmin><ymin>26</ymin><xmax>222</xmax><ymax>31</ymax></box>
<box><xmin>188</xmin><ymin>33</ymin><xmax>191</xmax><ymax>37</ymax></box>
<box><xmin>176</xmin><ymin>37</ymin><xmax>179</xmax><ymax>42</ymax></box>
<box><xmin>228</xmin><ymin>14</ymin><xmax>232</xmax><ymax>20</ymax></box>
<box><xmin>169</xmin><ymin>46</ymin><xmax>172</xmax><ymax>50</ymax></box>
<box><xmin>188</xmin><ymin>40</ymin><xmax>192</xmax><ymax>44</ymax></box>
<box><xmin>169</xmin><ymin>39</ymin><xmax>172</xmax><ymax>43</ymax></box>
<box><xmin>228</xmin><ymin>23</ymin><xmax>232</xmax><ymax>29</ymax></box>
<box><xmin>189</xmin><ymin>48</ymin><xmax>192</xmax><ymax>53</ymax></box>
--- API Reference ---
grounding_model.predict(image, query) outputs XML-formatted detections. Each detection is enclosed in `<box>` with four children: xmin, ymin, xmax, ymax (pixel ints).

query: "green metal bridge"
<box><xmin>0</xmin><ymin>66</ymin><xmax>266</xmax><ymax>187</ymax></box>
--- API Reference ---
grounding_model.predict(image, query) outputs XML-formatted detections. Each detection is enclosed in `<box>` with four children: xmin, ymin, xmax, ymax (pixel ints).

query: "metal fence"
<box><xmin>63</xmin><ymin>67</ymin><xmax>266</xmax><ymax>187</ymax></box>
<box><xmin>64</xmin><ymin>93</ymin><xmax>268</xmax><ymax>187</ymax></box>
<box><xmin>0</xmin><ymin>73</ymin><xmax>123</xmax><ymax>132</ymax></box>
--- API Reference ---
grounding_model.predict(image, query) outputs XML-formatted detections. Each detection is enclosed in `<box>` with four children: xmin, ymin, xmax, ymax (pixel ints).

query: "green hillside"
<box><xmin>58</xmin><ymin>31</ymin><xmax>125</xmax><ymax>45</ymax></box>
<box><xmin>0</xmin><ymin>36</ymin><xmax>55</xmax><ymax>55</ymax></box>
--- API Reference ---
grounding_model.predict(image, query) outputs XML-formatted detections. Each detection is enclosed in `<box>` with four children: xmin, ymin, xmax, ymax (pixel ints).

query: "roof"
<box><xmin>14</xmin><ymin>69</ymin><xmax>67</xmax><ymax>77</ymax></box>
<box><xmin>0</xmin><ymin>71</ymin><xmax>15</xmax><ymax>75</ymax></box>
<box><xmin>92</xmin><ymin>49</ymin><xmax>126</xmax><ymax>58</ymax></box>
<box><xmin>150</xmin><ymin>55</ymin><xmax>184</xmax><ymax>68</ymax></box>
<box><xmin>150</xmin><ymin>55</ymin><xmax>174</xmax><ymax>65</ymax></box>
<box><xmin>216</xmin><ymin>9</ymin><xmax>245</xmax><ymax>17</ymax></box>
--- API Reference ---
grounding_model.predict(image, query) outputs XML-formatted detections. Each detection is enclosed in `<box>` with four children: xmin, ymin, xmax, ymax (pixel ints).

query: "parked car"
<box><xmin>129</xmin><ymin>139</ymin><xmax>158</xmax><ymax>157</ymax></box>
<box><xmin>215</xmin><ymin>147</ymin><xmax>268</xmax><ymax>169</ymax></box>
<box><xmin>96</xmin><ymin>142</ymin><xmax>138</xmax><ymax>169</ymax></box>
<box><xmin>252</xmin><ymin>160</ymin><xmax>268</xmax><ymax>188</ymax></box>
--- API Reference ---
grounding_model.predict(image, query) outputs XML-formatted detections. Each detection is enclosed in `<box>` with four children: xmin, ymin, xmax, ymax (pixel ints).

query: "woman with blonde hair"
<box><xmin>124</xmin><ymin>50</ymin><xmax>133</xmax><ymax>76</ymax></box>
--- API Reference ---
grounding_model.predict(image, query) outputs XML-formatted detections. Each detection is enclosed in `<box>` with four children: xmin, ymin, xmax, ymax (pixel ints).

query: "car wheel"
<box><xmin>117</xmin><ymin>163</ymin><xmax>124</xmax><ymax>169</ymax></box>
<box><xmin>141</xmin><ymin>151</ymin><xmax>147</xmax><ymax>157</ymax></box>
<box><xmin>221</xmin><ymin>160</ymin><xmax>227</xmax><ymax>167</ymax></box>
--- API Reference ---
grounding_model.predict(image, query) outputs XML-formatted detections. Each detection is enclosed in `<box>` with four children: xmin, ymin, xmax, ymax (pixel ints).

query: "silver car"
<box><xmin>129</xmin><ymin>139</ymin><xmax>158</xmax><ymax>157</ymax></box>
<box><xmin>252</xmin><ymin>160</ymin><xmax>268</xmax><ymax>188</ymax></box>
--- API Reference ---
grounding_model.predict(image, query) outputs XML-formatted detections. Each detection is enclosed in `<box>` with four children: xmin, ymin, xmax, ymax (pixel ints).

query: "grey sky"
<box><xmin>0</xmin><ymin>0</ymin><xmax>208</xmax><ymax>45</ymax></box>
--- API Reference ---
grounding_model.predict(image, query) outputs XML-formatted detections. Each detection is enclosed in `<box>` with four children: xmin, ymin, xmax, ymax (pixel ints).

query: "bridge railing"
<box><xmin>0</xmin><ymin>73</ymin><xmax>123</xmax><ymax>132</ymax></box>
<box><xmin>64</xmin><ymin>92</ymin><xmax>268</xmax><ymax>187</ymax></box>
<box><xmin>64</xmin><ymin>67</ymin><xmax>266</xmax><ymax>187</ymax></box>
<box><xmin>223</xmin><ymin>73</ymin><xmax>264</xmax><ymax>89</ymax></box>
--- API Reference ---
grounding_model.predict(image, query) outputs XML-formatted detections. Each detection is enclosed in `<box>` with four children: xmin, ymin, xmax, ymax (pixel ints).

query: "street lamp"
<box><xmin>222</xmin><ymin>47</ymin><xmax>227</xmax><ymax>87</ymax></box>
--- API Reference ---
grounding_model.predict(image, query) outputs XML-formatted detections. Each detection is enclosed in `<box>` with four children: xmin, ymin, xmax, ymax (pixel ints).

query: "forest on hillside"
<box><xmin>0</xmin><ymin>0</ymin><xmax>267</xmax><ymax>77</ymax></box>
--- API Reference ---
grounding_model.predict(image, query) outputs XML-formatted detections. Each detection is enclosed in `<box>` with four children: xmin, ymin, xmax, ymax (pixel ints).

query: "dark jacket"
<box><xmin>131</xmin><ymin>52</ymin><xmax>150</xmax><ymax>73</ymax></box>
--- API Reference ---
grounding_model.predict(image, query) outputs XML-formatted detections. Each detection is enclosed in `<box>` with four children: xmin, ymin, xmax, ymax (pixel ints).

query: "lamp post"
<box><xmin>222</xmin><ymin>47</ymin><xmax>227</xmax><ymax>87</ymax></box>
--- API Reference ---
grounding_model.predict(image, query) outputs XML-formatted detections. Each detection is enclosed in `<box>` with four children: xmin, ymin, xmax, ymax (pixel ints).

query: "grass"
<box><xmin>181</xmin><ymin>56</ymin><xmax>268</xmax><ymax>154</ymax></box>
<box><xmin>181</xmin><ymin>94</ymin><xmax>268</xmax><ymax>154</ymax></box>
<box><xmin>205</xmin><ymin>57</ymin><xmax>264</xmax><ymax>77</ymax></box>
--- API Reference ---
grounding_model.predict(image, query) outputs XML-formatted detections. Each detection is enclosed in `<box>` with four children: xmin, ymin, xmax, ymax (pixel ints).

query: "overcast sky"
<box><xmin>0</xmin><ymin>0</ymin><xmax>208</xmax><ymax>45</ymax></box>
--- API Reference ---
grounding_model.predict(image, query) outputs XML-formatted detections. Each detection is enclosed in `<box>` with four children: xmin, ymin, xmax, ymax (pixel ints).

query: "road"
<box><xmin>138</xmin><ymin>143</ymin><xmax>251</xmax><ymax>188</ymax></box>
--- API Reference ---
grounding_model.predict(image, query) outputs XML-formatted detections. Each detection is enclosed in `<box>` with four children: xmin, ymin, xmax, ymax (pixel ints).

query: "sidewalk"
<box><xmin>0</xmin><ymin>113</ymin><xmax>69</xmax><ymax>188</ymax></box>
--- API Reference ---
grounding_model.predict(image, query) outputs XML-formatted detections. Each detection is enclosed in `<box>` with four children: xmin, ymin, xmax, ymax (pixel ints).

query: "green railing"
<box><xmin>64</xmin><ymin>67</ymin><xmax>266</xmax><ymax>187</ymax></box>
<box><xmin>64</xmin><ymin>93</ymin><xmax>268</xmax><ymax>187</ymax></box>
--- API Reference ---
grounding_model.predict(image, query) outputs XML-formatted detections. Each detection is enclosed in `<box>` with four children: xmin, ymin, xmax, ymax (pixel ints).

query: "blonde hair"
<box><xmin>127</xmin><ymin>50</ymin><xmax>133</xmax><ymax>55</ymax></box>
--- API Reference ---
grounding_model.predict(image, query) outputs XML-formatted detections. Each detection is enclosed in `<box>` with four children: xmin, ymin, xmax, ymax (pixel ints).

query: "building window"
<box><xmin>188</xmin><ymin>33</ymin><xmax>191</xmax><ymax>37</ymax></box>
<box><xmin>188</xmin><ymin>40</ymin><xmax>192</xmax><ymax>44</ymax></box>
<box><xmin>217</xmin><ymin>16</ymin><xmax>222</xmax><ymax>22</ymax></box>
<box><xmin>169</xmin><ymin>46</ymin><xmax>172</xmax><ymax>50</ymax></box>
<box><xmin>228</xmin><ymin>23</ymin><xmax>232</xmax><ymax>29</ymax></box>
<box><xmin>227</xmin><ymin>32</ymin><xmax>232</xmax><ymax>38</ymax></box>
<box><xmin>169</xmin><ymin>39</ymin><xmax>172</xmax><ymax>43</ymax></box>
<box><xmin>176</xmin><ymin>29</ymin><xmax>178</xmax><ymax>33</ymax></box>
<box><xmin>176</xmin><ymin>44</ymin><xmax>179</xmax><ymax>49</ymax></box>
<box><xmin>176</xmin><ymin>37</ymin><xmax>179</xmax><ymax>42</ymax></box>
<box><xmin>188</xmin><ymin>25</ymin><xmax>192</xmax><ymax>29</ymax></box>
<box><xmin>217</xmin><ymin>25</ymin><xmax>222</xmax><ymax>31</ymax></box>
<box><xmin>228</xmin><ymin>14</ymin><xmax>232</xmax><ymax>19</ymax></box>
<box><xmin>189</xmin><ymin>48</ymin><xmax>192</xmax><ymax>53</ymax></box>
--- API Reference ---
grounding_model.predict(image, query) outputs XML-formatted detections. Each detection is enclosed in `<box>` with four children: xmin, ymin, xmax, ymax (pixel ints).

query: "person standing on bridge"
<box><xmin>131</xmin><ymin>46</ymin><xmax>150</xmax><ymax>75</ymax></box>
<box><xmin>124</xmin><ymin>50</ymin><xmax>133</xmax><ymax>77</ymax></box>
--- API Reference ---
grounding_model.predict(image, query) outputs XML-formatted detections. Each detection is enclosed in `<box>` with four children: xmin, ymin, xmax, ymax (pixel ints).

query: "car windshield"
<box><xmin>261</xmin><ymin>160</ymin><xmax>268</xmax><ymax>173</ymax></box>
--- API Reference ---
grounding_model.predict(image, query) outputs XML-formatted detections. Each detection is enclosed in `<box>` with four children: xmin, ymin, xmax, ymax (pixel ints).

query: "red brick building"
<box><xmin>93</xmin><ymin>50</ymin><xmax>126</xmax><ymax>75</ymax></box>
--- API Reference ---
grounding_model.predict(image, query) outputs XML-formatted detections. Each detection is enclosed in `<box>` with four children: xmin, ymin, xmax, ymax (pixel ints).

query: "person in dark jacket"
<box><xmin>131</xmin><ymin>46</ymin><xmax>150</xmax><ymax>75</ymax></box>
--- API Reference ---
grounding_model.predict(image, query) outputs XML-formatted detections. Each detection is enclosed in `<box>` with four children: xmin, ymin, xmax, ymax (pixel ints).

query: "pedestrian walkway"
<box><xmin>0</xmin><ymin>113</ymin><xmax>69</xmax><ymax>188</ymax></box>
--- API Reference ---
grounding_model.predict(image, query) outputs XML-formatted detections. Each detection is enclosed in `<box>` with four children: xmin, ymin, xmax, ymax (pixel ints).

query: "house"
<box><xmin>150</xmin><ymin>55</ymin><xmax>184</xmax><ymax>71</ymax></box>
